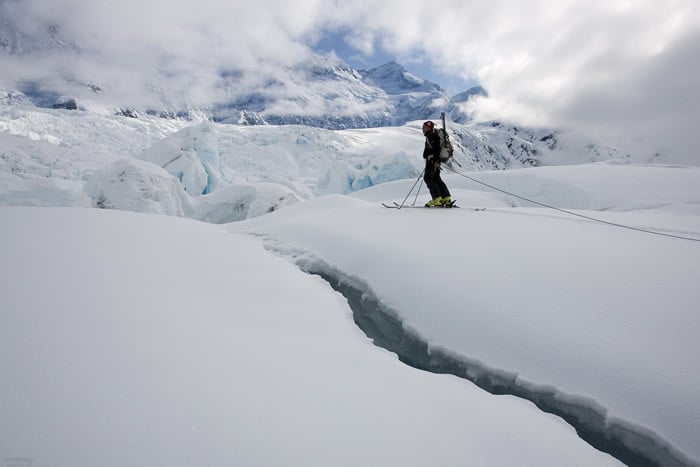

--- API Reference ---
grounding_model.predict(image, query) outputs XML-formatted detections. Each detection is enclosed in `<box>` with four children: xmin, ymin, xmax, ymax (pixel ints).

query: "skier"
<box><xmin>422</xmin><ymin>120</ymin><xmax>451</xmax><ymax>207</ymax></box>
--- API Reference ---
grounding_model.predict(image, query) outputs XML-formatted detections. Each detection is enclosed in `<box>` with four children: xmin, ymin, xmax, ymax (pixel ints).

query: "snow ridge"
<box><xmin>281</xmin><ymin>249</ymin><xmax>699</xmax><ymax>467</ymax></box>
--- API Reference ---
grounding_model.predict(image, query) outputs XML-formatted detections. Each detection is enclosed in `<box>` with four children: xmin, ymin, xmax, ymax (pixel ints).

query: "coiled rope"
<box><xmin>443</xmin><ymin>164</ymin><xmax>700</xmax><ymax>243</ymax></box>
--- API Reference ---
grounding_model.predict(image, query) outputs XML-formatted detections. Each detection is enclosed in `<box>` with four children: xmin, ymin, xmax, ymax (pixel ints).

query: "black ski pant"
<box><xmin>424</xmin><ymin>159</ymin><xmax>451</xmax><ymax>199</ymax></box>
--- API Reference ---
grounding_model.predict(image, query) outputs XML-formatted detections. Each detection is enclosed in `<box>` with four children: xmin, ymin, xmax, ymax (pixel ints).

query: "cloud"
<box><xmin>2</xmin><ymin>0</ymin><xmax>699</xmax><ymax>161</ymax></box>
<box><xmin>1</xmin><ymin>0</ymin><xmax>321</xmax><ymax>106</ymax></box>
<box><xmin>322</xmin><ymin>0</ymin><xmax>700</xmax><ymax>161</ymax></box>
<box><xmin>444</xmin><ymin>1</ymin><xmax>700</xmax><ymax>162</ymax></box>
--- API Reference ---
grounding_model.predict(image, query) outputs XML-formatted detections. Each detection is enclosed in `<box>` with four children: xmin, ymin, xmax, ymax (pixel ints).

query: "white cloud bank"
<box><xmin>324</xmin><ymin>0</ymin><xmax>700</xmax><ymax>161</ymax></box>
<box><xmin>2</xmin><ymin>0</ymin><xmax>699</xmax><ymax>161</ymax></box>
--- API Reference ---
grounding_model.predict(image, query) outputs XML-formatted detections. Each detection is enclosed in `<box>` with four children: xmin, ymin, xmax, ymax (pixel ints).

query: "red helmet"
<box><xmin>422</xmin><ymin>120</ymin><xmax>435</xmax><ymax>133</ymax></box>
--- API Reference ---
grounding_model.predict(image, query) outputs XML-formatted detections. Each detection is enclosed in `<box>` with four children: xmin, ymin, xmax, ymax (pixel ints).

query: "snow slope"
<box><xmin>2</xmin><ymin>98</ymin><xmax>700</xmax><ymax>466</ymax></box>
<box><xmin>0</xmin><ymin>207</ymin><xmax>623</xmax><ymax>467</ymax></box>
<box><xmin>233</xmin><ymin>164</ymin><xmax>700</xmax><ymax>466</ymax></box>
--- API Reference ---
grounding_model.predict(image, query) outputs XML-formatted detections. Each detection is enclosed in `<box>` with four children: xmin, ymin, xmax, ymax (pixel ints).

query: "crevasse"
<box><xmin>287</xmin><ymin>253</ymin><xmax>697</xmax><ymax>467</ymax></box>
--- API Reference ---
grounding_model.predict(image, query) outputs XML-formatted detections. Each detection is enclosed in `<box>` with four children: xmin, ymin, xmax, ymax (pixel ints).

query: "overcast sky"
<box><xmin>1</xmin><ymin>0</ymin><xmax>699</xmax><ymax>161</ymax></box>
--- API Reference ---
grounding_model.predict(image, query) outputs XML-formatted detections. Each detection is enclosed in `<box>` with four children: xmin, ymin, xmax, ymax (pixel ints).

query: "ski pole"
<box><xmin>397</xmin><ymin>169</ymin><xmax>425</xmax><ymax>209</ymax></box>
<box><xmin>412</xmin><ymin>177</ymin><xmax>424</xmax><ymax>206</ymax></box>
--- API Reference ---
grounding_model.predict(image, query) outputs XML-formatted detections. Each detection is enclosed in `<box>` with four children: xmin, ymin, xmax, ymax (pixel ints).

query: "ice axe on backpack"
<box><xmin>440</xmin><ymin>111</ymin><xmax>462</xmax><ymax>168</ymax></box>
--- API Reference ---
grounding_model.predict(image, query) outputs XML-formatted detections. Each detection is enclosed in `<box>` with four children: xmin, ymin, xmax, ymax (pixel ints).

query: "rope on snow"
<box><xmin>442</xmin><ymin>164</ymin><xmax>700</xmax><ymax>243</ymax></box>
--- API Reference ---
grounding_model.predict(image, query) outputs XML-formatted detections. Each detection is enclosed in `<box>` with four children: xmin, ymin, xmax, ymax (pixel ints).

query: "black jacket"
<box><xmin>423</xmin><ymin>130</ymin><xmax>441</xmax><ymax>160</ymax></box>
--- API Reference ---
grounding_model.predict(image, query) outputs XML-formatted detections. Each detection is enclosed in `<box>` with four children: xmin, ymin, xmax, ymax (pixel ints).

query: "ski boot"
<box><xmin>438</xmin><ymin>196</ymin><xmax>452</xmax><ymax>207</ymax></box>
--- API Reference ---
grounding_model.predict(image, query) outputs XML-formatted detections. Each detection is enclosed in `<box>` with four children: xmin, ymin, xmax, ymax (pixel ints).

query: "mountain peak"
<box><xmin>452</xmin><ymin>86</ymin><xmax>488</xmax><ymax>103</ymax></box>
<box><xmin>361</xmin><ymin>61</ymin><xmax>442</xmax><ymax>95</ymax></box>
<box><xmin>372</xmin><ymin>60</ymin><xmax>403</xmax><ymax>71</ymax></box>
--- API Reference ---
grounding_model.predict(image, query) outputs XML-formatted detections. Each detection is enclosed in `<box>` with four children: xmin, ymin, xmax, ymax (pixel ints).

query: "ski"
<box><xmin>381</xmin><ymin>201</ymin><xmax>486</xmax><ymax>211</ymax></box>
<box><xmin>382</xmin><ymin>201</ymin><xmax>485</xmax><ymax>210</ymax></box>
<box><xmin>393</xmin><ymin>200</ymin><xmax>459</xmax><ymax>209</ymax></box>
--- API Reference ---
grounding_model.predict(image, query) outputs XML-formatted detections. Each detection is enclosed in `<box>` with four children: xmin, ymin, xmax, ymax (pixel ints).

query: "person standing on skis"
<box><xmin>422</xmin><ymin>120</ymin><xmax>451</xmax><ymax>207</ymax></box>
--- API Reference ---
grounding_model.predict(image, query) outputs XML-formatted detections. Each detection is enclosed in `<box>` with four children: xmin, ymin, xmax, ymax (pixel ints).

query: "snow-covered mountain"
<box><xmin>0</xmin><ymin>17</ymin><xmax>485</xmax><ymax>127</ymax></box>
<box><xmin>211</xmin><ymin>58</ymin><xmax>426</xmax><ymax>128</ymax></box>
<box><xmin>0</xmin><ymin>10</ymin><xmax>77</xmax><ymax>55</ymax></box>
<box><xmin>0</xmin><ymin>17</ymin><xmax>627</xmax><ymax>169</ymax></box>
<box><xmin>0</xmin><ymin>17</ymin><xmax>454</xmax><ymax>125</ymax></box>
<box><xmin>4</xmin><ymin>50</ymin><xmax>471</xmax><ymax>130</ymax></box>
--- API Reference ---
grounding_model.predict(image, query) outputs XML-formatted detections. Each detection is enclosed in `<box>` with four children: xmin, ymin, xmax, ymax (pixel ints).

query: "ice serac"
<box><xmin>83</xmin><ymin>158</ymin><xmax>192</xmax><ymax>217</ymax></box>
<box><xmin>139</xmin><ymin>121</ymin><xmax>223</xmax><ymax>196</ymax></box>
